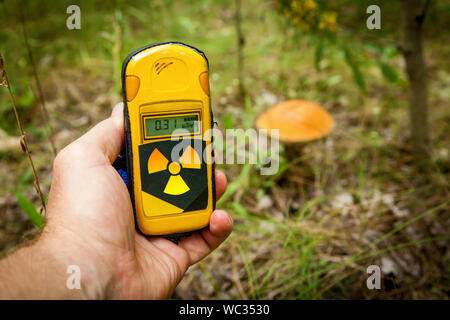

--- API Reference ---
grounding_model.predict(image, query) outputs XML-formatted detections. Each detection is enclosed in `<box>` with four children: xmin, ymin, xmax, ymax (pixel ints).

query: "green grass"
<box><xmin>1</xmin><ymin>0</ymin><xmax>449</xmax><ymax>299</ymax></box>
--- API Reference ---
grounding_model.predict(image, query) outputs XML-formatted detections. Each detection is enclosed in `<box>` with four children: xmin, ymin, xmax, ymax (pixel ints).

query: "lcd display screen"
<box><xmin>144</xmin><ymin>114</ymin><xmax>199</xmax><ymax>137</ymax></box>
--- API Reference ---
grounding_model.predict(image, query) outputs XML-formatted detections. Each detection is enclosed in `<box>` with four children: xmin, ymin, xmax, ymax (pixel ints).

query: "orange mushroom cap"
<box><xmin>256</xmin><ymin>100</ymin><xmax>334</xmax><ymax>143</ymax></box>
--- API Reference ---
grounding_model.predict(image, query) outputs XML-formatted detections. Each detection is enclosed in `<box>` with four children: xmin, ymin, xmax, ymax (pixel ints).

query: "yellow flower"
<box><xmin>323</xmin><ymin>11</ymin><xmax>337</xmax><ymax>25</ymax></box>
<box><xmin>320</xmin><ymin>11</ymin><xmax>337</xmax><ymax>32</ymax></box>
<box><xmin>304</xmin><ymin>0</ymin><xmax>317</xmax><ymax>10</ymax></box>
<box><xmin>319</xmin><ymin>21</ymin><xmax>325</xmax><ymax>30</ymax></box>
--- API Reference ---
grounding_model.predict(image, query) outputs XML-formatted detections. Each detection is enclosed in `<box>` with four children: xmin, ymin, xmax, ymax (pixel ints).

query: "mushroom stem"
<box><xmin>284</xmin><ymin>143</ymin><xmax>304</xmax><ymax>163</ymax></box>
<box><xmin>283</xmin><ymin>143</ymin><xmax>315</xmax><ymax>198</ymax></box>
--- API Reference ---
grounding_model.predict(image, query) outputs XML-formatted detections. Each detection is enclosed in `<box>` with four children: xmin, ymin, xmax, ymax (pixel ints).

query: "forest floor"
<box><xmin>0</xmin><ymin>1</ymin><xmax>449</xmax><ymax>299</ymax></box>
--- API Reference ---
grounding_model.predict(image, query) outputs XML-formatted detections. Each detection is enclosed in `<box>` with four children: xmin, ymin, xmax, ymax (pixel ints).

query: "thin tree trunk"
<box><xmin>21</xmin><ymin>10</ymin><xmax>57</xmax><ymax>156</ymax></box>
<box><xmin>235</xmin><ymin>0</ymin><xmax>245</xmax><ymax>99</ymax></box>
<box><xmin>402</xmin><ymin>0</ymin><xmax>430</xmax><ymax>164</ymax></box>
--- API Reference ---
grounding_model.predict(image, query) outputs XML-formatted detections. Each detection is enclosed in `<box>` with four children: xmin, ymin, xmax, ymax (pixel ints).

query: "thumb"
<box><xmin>74</xmin><ymin>103</ymin><xmax>124</xmax><ymax>165</ymax></box>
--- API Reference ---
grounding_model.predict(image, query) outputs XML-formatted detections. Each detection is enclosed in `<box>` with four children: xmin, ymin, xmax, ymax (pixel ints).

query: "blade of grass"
<box><xmin>281</xmin><ymin>202</ymin><xmax>449</xmax><ymax>295</ymax></box>
<box><xmin>14</xmin><ymin>191</ymin><xmax>45</xmax><ymax>229</ymax></box>
<box><xmin>234</xmin><ymin>242</ymin><xmax>257</xmax><ymax>299</ymax></box>
<box><xmin>197</xmin><ymin>261</ymin><xmax>221</xmax><ymax>298</ymax></box>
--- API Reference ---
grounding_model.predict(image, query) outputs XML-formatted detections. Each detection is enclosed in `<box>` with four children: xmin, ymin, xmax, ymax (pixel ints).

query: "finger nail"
<box><xmin>111</xmin><ymin>103</ymin><xmax>123</xmax><ymax>117</ymax></box>
<box><xmin>227</xmin><ymin>212</ymin><xmax>234</xmax><ymax>226</ymax></box>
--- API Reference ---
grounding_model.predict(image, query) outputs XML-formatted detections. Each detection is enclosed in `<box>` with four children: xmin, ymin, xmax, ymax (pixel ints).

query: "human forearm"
<box><xmin>0</xmin><ymin>239</ymin><xmax>71</xmax><ymax>299</ymax></box>
<box><xmin>0</xmin><ymin>234</ymin><xmax>109</xmax><ymax>299</ymax></box>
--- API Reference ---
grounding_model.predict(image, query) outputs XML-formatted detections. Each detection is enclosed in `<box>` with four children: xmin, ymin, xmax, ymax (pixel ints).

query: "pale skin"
<box><xmin>0</xmin><ymin>103</ymin><xmax>233</xmax><ymax>299</ymax></box>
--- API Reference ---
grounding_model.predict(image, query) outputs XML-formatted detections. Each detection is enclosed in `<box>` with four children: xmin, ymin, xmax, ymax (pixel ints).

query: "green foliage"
<box><xmin>378</xmin><ymin>61</ymin><xmax>398</xmax><ymax>83</ymax></box>
<box><xmin>342</xmin><ymin>43</ymin><xmax>367</xmax><ymax>94</ymax></box>
<box><xmin>274</xmin><ymin>0</ymin><xmax>409</xmax><ymax>94</ymax></box>
<box><xmin>222</xmin><ymin>114</ymin><xmax>234</xmax><ymax>130</ymax></box>
<box><xmin>314</xmin><ymin>38</ymin><xmax>324</xmax><ymax>71</ymax></box>
<box><xmin>14</xmin><ymin>191</ymin><xmax>45</xmax><ymax>229</ymax></box>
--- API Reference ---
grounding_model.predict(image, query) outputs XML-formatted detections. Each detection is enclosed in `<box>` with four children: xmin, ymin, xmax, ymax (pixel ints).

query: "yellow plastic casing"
<box><xmin>122</xmin><ymin>42</ymin><xmax>214</xmax><ymax>236</ymax></box>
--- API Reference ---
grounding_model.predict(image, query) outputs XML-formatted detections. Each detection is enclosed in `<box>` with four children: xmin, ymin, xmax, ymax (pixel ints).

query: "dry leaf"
<box><xmin>20</xmin><ymin>135</ymin><xmax>27</xmax><ymax>153</ymax></box>
<box><xmin>0</xmin><ymin>55</ymin><xmax>7</xmax><ymax>87</ymax></box>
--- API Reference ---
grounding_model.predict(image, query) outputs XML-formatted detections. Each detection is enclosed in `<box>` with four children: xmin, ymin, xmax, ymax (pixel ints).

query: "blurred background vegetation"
<box><xmin>0</xmin><ymin>0</ymin><xmax>449</xmax><ymax>299</ymax></box>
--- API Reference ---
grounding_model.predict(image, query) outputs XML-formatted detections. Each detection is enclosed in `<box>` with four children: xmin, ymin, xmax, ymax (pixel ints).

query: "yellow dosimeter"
<box><xmin>122</xmin><ymin>42</ymin><xmax>215</xmax><ymax>236</ymax></box>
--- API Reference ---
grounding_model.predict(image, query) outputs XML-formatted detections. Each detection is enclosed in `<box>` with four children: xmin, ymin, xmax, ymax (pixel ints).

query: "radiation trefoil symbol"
<box><xmin>138</xmin><ymin>140</ymin><xmax>209</xmax><ymax>212</ymax></box>
<box><xmin>147</xmin><ymin>145</ymin><xmax>201</xmax><ymax>195</ymax></box>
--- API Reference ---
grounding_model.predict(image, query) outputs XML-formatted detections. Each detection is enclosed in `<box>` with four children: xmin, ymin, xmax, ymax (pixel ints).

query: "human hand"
<box><xmin>36</xmin><ymin>103</ymin><xmax>232</xmax><ymax>299</ymax></box>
